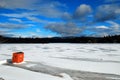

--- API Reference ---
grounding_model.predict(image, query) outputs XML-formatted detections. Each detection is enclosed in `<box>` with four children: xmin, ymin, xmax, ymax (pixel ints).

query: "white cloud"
<box><xmin>1</xmin><ymin>12</ymin><xmax>39</xmax><ymax>18</ymax></box>
<box><xmin>1</xmin><ymin>12</ymin><xmax>34</xmax><ymax>18</ymax></box>
<box><xmin>107</xmin><ymin>21</ymin><xmax>120</xmax><ymax>30</ymax></box>
<box><xmin>90</xmin><ymin>21</ymin><xmax>120</xmax><ymax>37</ymax></box>
<box><xmin>1</xmin><ymin>13</ymin><xmax>59</xmax><ymax>24</ymax></box>
<box><xmin>26</xmin><ymin>16</ymin><xmax>49</xmax><ymax>23</ymax></box>
<box><xmin>91</xmin><ymin>32</ymin><xmax>109</xmax><ymax>37</ymax></box>
<box><xmin>108</xmin><ymin>21</ymin><xmax>120</xmax><ymax>35</ymax></box>
<box><xmin>9</xmin><ymin>18</ymin><xmax>23</xmax><ymax>23</ymax></box>
<box><xmin>96</xmin><ymin>26</ymin><xmax>109</xmax><ymax>29</ymax></box>
<box><xmin>0</xmin><ymin>22</ymin><xmax>31</xmax><ymax>29</ymax></box>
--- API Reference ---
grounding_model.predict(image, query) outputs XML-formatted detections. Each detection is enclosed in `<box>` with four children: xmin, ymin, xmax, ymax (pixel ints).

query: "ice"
<box><xmin>0</xmin><ymin>43</ymin><xmax>120</xmax><ymax>80</ymax></box>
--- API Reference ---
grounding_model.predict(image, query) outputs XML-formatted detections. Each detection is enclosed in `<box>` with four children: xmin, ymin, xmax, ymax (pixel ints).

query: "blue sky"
<box><xmin>0</xmin><ymin>0</ymin><xmax>120</xmax><ymax>37</ymax></box>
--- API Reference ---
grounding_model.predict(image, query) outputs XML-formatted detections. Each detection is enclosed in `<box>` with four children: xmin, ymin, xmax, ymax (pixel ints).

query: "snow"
<box><xmin>32</xmin><ymin>57</ymin><xmax>120</xmax><ymax>75</ymax></box>
<box><xmin>0</xmin><ymin>64</ymin><xmax>68</xmax><ymax>80</ymax></box>
<box><xmin>0</xmin><ymin>43</ymin><xmax>120</xmax><ymax>80</ymax></box>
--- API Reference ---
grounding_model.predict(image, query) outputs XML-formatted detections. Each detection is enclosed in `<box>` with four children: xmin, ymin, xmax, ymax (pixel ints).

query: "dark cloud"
<box><xmin>45</xmin><ymin>22</ymin><xmax>83</xmax><ymax>36</ymax></box>
<box><xmin>0</xmin><ymin>0</ymin><xmax>66</xmax><ymax>18</ymax></box>
<box><xmin>0</xmin><ymin>30</ymin><xmax>9</xmax><ymax>34</ymax></box>
<box><xmin>45</xmin><ymin>4</ymin><xmax>92</xmax><ymax>36</ymax></box>
<box><xmin>62</xmin><ymin>4</ymin><xmax>92</xmax><ymax>22</ymax></box>
<box><xmin>0</xmin><ymin>23</ymin><xmax>35</xmax><ymax>37</ymax></box>
<box><xmin>73</xmin><ymin>4</ymin><xmax>92</xmax><ymax>21</ymax></box>
<box><xmin>1</xmin><ymin>33</ymin><xmax>15</xmax><ymax>37</ymax></box>
<box><xmin>62</xmin><ymin>12</ymin><xmax>72</xmax><ymax>21</ymax></box>
<box><xmin>0</xmin><ymin>30</ymin><xmax>14</xmax><ymax>37</ymax></box>
<box><xmin>95</xmin><ymin>3</ymin><xmax>120</xmax><ymax>22</ymax></box>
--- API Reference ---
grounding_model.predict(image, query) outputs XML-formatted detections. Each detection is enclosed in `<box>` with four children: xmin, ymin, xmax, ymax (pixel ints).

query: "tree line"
<box><xmin>0</xmin><ymin>35</ymin><xmax>120</xmax><ymax>43</ymax></box>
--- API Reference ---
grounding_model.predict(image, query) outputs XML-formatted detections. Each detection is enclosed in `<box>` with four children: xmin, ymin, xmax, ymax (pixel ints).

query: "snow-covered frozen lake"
<box><xmin>0</xmin><ymin>43</ymin><xmax>120</xmax><ymax>80</ymax></box>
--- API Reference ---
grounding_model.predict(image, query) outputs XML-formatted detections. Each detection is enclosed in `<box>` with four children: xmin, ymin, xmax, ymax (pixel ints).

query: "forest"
<box><xmin>0</xmin><ymin>35</ymin><xmax>120</xmax><ymax>43</ymax></box>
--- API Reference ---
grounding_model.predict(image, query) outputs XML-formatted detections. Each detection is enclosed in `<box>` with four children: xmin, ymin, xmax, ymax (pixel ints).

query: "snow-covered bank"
<box><xmin>0</xmin><ymin>64</ymin><xmax>73</xmax><ymax>80</ymax></box>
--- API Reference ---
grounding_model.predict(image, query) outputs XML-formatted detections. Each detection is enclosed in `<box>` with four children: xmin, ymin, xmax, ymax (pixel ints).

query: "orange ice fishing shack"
<box><xmin>12</xmin><ymin>52</ymin><xmax>24</xmax><ymax>63</ymax></box>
